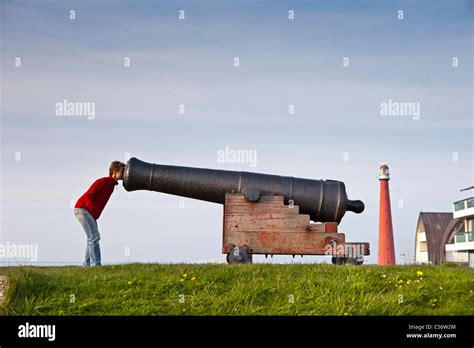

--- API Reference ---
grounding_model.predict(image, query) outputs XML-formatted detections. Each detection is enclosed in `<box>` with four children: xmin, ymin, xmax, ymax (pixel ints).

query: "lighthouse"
<box><xmin>378</xmin><ymin>164</ymin><xmax>396</xmax><ymax>265</ymax></box>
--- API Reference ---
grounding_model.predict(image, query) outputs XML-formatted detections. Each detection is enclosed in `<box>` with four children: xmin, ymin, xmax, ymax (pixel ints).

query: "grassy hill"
<box><xmin>0</xmin><ymin>263</ymin><xmax>472</xmax><ymax>315</ymax></box>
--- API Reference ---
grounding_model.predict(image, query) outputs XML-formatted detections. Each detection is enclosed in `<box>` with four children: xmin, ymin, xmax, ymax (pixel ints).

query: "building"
<box><xmin>415</xmin><ymin>212</ymin><xmax>453</xmax><ymax>264</ymax></box>
<box><xmin>378</xmin><ymin>164</ymin><xmax>396</xmax><ymax>265</ymax></box>
<box><xmin>414</xmin><ymin>187</ymin><xmax>473</xmax><ymax>267</ymax></box>
<box><xmin>444</xmin><ymin>194</ymin><xmax>473</xmax><ymax>266</ymax></box>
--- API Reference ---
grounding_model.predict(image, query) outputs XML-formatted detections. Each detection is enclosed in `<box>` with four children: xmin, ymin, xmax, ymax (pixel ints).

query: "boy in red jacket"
<box><xmin>74</xmin><ymin>161</ymin><xmax>125</xmax><ymax>267</ymax></box>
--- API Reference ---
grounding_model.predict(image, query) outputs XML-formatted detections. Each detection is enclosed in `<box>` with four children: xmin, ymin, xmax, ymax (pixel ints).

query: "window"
<box><xmin>467</xmin><ymin>197</ymin><xmax>474</xmax><ymax>208</ymax></box>
<box><xmin>454</xmin><ymin>201</ymin><xmax>465</xmax><ymax>211</ymax></box>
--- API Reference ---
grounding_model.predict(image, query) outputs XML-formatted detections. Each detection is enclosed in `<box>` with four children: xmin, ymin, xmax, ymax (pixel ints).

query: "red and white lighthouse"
<box><xmin>378</xmin><ymin>164</ymin><xmax>396</xmax><ymax>265</ymax></box>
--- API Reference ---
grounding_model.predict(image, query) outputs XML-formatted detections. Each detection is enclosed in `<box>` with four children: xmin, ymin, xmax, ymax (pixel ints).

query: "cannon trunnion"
<box><xmin>123</xmin><ymin>157</ymin><xmax>370</xmax><ymax>264</ymax></box>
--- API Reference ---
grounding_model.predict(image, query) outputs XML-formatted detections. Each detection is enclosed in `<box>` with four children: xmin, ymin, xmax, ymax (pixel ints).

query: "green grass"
<box><xmin>0</xmin><ymin>263</ymin><xmax>473</xmax><ymax>315</ymax></box>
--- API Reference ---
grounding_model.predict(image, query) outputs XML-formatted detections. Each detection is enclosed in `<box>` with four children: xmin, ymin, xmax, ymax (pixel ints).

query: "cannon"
<box><xmin>123</xmin><ymin>157</ymin><xmax>370</xmax><ymax>264</ymax></box>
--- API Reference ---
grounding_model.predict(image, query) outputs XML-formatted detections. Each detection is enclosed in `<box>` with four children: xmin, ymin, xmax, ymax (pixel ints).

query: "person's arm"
<box><xmin>84</xmin><ymin>178</ymin><xmax>105</xmax><ymax>218</ymax></box>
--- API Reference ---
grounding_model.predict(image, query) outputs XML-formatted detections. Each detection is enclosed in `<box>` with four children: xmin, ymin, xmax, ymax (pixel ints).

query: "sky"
<box><xmin>0</xmin><ymin>0</ymin><xmax>472</xmax><ymax>265</ymax></box>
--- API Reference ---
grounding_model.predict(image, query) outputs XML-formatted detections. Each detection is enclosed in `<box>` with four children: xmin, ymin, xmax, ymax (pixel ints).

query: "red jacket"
<box><xmin>75</xmin><ymin>176</ymin><xmax>118</xmax><ymax>220</ymax></box>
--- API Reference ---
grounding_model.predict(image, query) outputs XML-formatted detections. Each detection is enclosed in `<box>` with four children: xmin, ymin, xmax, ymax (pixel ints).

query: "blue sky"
<box><xmin>1</xmin><ymin>0</ymin><xmax>472</xmax><ymax>265</ymax></box>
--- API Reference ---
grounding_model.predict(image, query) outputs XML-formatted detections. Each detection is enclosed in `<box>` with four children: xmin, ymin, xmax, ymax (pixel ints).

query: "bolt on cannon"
<box><xmin>123</xmin><ymin>157</ymin><xmax>370</xmax><ymax>264</ymax></box>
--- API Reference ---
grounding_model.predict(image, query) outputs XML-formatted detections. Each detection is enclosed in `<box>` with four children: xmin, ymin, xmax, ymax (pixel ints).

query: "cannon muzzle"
<box><xmin>123</xmin><ymin>157</ymin><xmax>364</xmax><ymax>223</ymax></box>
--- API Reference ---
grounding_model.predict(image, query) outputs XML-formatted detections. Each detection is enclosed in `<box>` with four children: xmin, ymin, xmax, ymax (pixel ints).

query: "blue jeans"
<box><xmin>74</xmin><ymin>208</ymin><xmax>101</xmax><ymax>267</ymax></box>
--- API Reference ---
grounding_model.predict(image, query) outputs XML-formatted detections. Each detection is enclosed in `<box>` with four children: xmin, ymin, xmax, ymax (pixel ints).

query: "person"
<box><xmin>74</xmin><ymin>161</ymin><xmax>125</xmax><ymax>267</ymax></box>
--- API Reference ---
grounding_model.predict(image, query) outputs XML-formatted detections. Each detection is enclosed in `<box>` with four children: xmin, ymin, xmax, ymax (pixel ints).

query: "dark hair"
<box><xmin>109</xmin><ymin>161</ymin><xmax>126</xmax><ymax>176</ymax></box>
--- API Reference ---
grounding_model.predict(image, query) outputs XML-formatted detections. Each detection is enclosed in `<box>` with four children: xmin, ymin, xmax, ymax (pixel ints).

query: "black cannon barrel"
<box><xmin>123</xmin><ymin>157</ymin><xmax>364</xmax><ymax>223</ymax></box>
